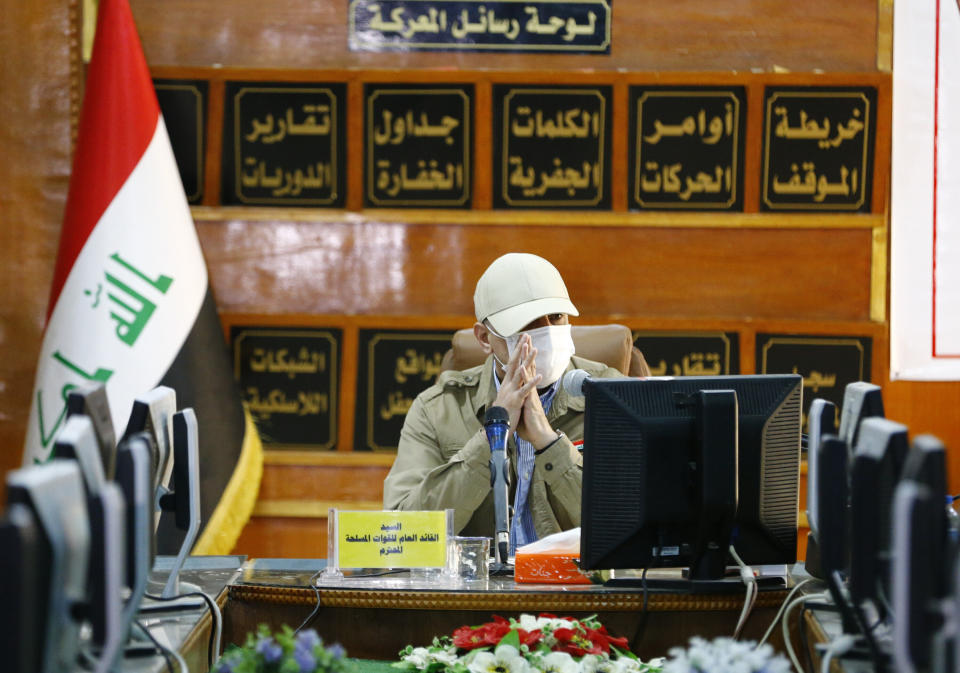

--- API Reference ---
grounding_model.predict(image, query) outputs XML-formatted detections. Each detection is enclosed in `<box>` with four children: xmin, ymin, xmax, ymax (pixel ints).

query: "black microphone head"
<box><xmin>484</xmin><ymin>406</ymin><xmax>510</xmax><ymax>426</ymax></box>
<box><xmin>562</xmin><ymin>369</ymin><xmax>591</xmax><ymax>398</ymax></box>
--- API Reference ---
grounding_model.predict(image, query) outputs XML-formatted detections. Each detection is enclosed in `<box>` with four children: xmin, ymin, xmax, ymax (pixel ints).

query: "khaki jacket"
<box><xmin>383</xmin><ymin>355</ymin><xmax>622</xmax><ymax>538</ymax></box>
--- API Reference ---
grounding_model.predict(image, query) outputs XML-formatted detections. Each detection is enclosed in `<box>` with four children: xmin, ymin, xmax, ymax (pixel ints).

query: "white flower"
<box><xmin>662</xmin><ymin>637</ymin><xmax>790</xmax><ymax>673</ymax></box>
<box><xmin>611</xmin><ymin>657</ymin><xmax>642</xmax><ymax>673</ymax></box>
<box><xmin>402</xmin><ymin>647</ymin><xmax>432</xmax><ymax>669</ymax></box>
<box><xmin>468</xmin><ymin>645</ymin><xmax>531</xmax><ymax>673</ymax></box>
<box><xmin>401</xmin><ymin>646</ymin><xmax>459</xmax><ymax>670</ymax></box>
<box><xmin>517</xmin><ymin>615</ymin><xmax>574</xmax><ymax>634</ymax></box>
<box><xmin>538</xmin><ymin>651</ymin><xmax>579</xmax><ymax>673</ymax></box>
<box><xmin>577</xmin><ymin>654</ymin><xmax>604</xmax><ymax>673</ymax></box>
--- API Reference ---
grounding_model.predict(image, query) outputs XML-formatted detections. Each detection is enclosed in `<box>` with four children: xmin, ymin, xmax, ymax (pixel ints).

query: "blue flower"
<box><xmin>216</xmin><ymin>655</ymin><xmax>238</xmax><ymax>673</ymax></box>
<box><xmin>295</xmin><ymin>647</ymin><xmax>317</xmax><ymax>673</ymax></box>
<box><xmin>296</xmin><ymin>629</ymin><xmax>323</xmax><ymax>652</ymax></box>
<box><xmin>256</xmin><ymin>636</ymin><xmax>283</xmax><ymax>663</ymax></box>
<box><xmin>327</xmin><ymin>643</ymin><xmax>346</xmax><ymax>660</ymax></box>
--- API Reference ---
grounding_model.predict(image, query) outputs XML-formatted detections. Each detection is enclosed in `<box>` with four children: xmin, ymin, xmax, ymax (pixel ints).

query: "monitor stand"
<box><xmin>604</xmin><ymin>567</ymin><xmax>787</xmax><ymax>594</ymax></box>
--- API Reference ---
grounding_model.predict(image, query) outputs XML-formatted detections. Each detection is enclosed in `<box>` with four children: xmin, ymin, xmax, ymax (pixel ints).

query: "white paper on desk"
<box><xmin>516</xmin><ymin>527</ymin><xmax>580</xmax><ymax>555</ymax></box>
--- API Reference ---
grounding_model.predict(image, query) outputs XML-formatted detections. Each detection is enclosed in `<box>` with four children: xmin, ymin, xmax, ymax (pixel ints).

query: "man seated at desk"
<box><xmin>383</xmin><ymin>252</ymin><xmax>622</xmax><ymax>553</ymax></box>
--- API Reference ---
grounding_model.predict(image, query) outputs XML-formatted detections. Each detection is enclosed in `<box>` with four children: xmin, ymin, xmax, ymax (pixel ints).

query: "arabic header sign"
<box><xmin>355</xmin><ymin>329</ymin><xmax>454</xmax><ymax>451</ymax></box>
<box><xmin>349</xmin><ymin>0</ymin><xmax>611</xmax><ymax>53</ymax></box>
<box><xmin>632</xmin><ymin>331</ymin><xmax>740</xmax><ymax>377</ymax></box>
<box><xmin>629</xmin><ymin>87</ymin><xmax>746</xmax><ymax>211</ymax></box>
<box><xmin>756</xmin><ymin>333</ymin><xmax>872</xmax><ymax>433</ymax></box>
<box><xmin>365</xmin><ymin>85</ymin><xmax>472</xmax><ymax>207</ymax></box>
<box><xmin>494</xmin><ymin>85</ymin><xmax>611</xmax><ymax>208</ymax></box>
<box><xmin>761</xmin><ymin>86</ymin><xmax>876</xmax><ymax>212</ymax></box>
<box><xmin>222</xmin><ymin>82</ymin><xmax>346</xmax><ymax>207</ymax></box>
<box><xmin>231</xmin><ymin>326</ymin><xmax>342</xmax><ymax>450</ymax></box>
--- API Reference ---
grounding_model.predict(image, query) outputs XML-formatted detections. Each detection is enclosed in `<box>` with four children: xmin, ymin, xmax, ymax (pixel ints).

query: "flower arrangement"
<box><xmin>215</xmin><ymin>624</ymin><xmax>351</xmax><ymax>673</ymax></box>
<box><xmin>661</xmin><ymin>637</ymin><xmax>791</xmax><ymax>673</ymax></box>
<box><xmin>393</xmin><ymin>613</ymin><xmax>662</xmax><ymax>673</ymax></box>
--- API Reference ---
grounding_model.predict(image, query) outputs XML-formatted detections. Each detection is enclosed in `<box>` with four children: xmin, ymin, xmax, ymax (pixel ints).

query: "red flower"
<box><xmin>586</xmin><ymin>625</ymin><xmax>629</xmax><ymax>653</ymax></box>
<box><xmin>452</xmin><ymin>617</ymin><xmax>510</xmax><ymax>650</ymax></box>
<box><xmin>551</xmin><ymin>627</ymin><xmax>603</xmax><ymax>657</ymax></box>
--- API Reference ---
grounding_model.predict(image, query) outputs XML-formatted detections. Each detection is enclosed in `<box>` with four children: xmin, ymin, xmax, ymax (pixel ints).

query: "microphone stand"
<box><xmin>484</xmin><ymin>406</ymin><xmax>514</xmax><ymax>576</ymax></box>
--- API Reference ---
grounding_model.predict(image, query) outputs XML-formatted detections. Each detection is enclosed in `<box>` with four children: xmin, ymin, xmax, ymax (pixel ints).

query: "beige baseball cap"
<box><xmin>473</xmin><ymin>253</ymin><xmax>579</xmax><ymax>337</ymax></box>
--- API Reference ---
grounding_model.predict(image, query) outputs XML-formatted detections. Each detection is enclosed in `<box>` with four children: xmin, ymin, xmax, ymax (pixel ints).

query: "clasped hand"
<box><xmin>492</xmin><ymin>333</ymin><xmax>557</xmax><ymax>450</ymax></box>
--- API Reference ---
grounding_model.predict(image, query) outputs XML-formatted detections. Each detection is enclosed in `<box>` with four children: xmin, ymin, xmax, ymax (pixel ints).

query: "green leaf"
<box><xmin>499</xmin><ymin>629</ymin><xmax>521</xmax><ymax>649</ymax></box>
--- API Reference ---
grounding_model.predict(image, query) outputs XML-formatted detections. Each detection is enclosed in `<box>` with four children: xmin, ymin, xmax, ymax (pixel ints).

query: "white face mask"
<box><xmin>500</xmin><ymin>324</ymin><xmax>575</xmax><ymax>386</ymax></box>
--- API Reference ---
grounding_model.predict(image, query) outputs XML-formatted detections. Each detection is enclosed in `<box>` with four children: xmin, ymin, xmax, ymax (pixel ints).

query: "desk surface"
<box><xmin>223</xmin><ymin>559</ymin><xmax>800</xmax><ymax>661</ymax></box>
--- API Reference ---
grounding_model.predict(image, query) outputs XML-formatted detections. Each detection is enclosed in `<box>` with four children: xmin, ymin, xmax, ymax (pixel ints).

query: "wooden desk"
<box><xmin>222</xmin><ymin>561</ymin><xmax>796</xmax><ymax>662</ymax></box>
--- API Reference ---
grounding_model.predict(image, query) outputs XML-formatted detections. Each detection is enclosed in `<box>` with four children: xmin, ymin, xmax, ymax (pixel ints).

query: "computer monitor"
<box><xmin>51</xmin><ymin>414</ymin><xmax>128</xmax><ymax>672</ymax></box>
<box><xmin>5</xmin><ymin>461</ymin><xmax>91</xmax><ymax>673</ymax></box>
<box><xmin>53</xmin><ymin>414</ymin><xmax>106</xmax><ymax>498</ymax></box>
<box><xmin>849</xmin><ymin>417</ymin><xmax>909</xmax><ymax>616</ymax></box>
<box><xmin>893</xmin><ymin>479</ymin><xmax>943</xmax><ymax>673</ymax></box>
<box><xmin>113</xmin><ymin>432</ymin><xmax>153</xmax><ymax>635</ymax></box>
<box><xmin>67</xmin><ymin>383</ymin><xmax>117</xmax><ymax>479</ymax></box>
<box><xmin>805</xmin><ymin>398</ymin><xmax>838</xmax><ymax>542</ymax></box>
<box><xmin>85</xmin><ymin>484</ymin><xmax>126</xmax><ymax>673</ymax></box>
<box><xmin>837</xmin><ymin>381</ymin><xmax>884</xmax><ymax>455</ymax></box>
<box><xmin>579</xmin><ymin>373</ymin><xmax>802</xmax><ymax>579</ymax></box>
<box><xmin>122</xmin><ymin>386</ymin><xmax>176</xmax><ymax>527</ymax></box>
<box><xmin>157</xmin><ymin>407</ymin><xmax>201</xmax><ymax>597</ymax></box>
<box><xmin>0</xmin><ymin>503</ymin><xmax>43</xmax><ymax>673</ymax></box>
<box><xmin>901</xmin><ymin>434</ymin><xmax>949</xmax><ymax>598</ymax></box>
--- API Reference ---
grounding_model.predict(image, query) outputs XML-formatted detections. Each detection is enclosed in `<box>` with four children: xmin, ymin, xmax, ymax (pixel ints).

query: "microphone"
<box><xmin>562</xmin><ymin>369</ymin><xmax>593</xmax><ymax>398</ymax></box>
<box><xmin>483</xmin><ymin>406</ymin><xmax>511</xmax><ymax>567</ymax></box>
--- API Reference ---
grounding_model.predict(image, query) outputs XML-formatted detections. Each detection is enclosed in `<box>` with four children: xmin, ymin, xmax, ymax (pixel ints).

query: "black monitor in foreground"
<box><xmin>0</xmin><ymin>503</ymin><xmax>42</xmax><ymax>673</ymax></box>
<box><xmin>113</xmin><ymin>433</ymin><xmax>153</xmax><ymax>636</ymax></box>
<box><xmin>838</xmin><ymin>381</ymin><xmax>884</xmax><ymax>456</ymax></box>
<box><xmin>579</xmin><ymin>374</ymin><xmax>802</xmax><ymax>579</ymax></box>
<box><xmin>893</xmin><ymin>479</ymin><xmax>943</xmax><ymax>673</ymax></box>
<box><xmin>5</xmin><ymin>461</ymin><xmax>90</xmax><ymax>673</ymax></box>
<box><xmin>849</xmin><ymin>417</ymin><xmax>909</xmax><ymax>617</ymax></box>
<box><xmin>805</xmin><ymin>398</ymin><xmax>838</xmax><ymax>542</ymax></box>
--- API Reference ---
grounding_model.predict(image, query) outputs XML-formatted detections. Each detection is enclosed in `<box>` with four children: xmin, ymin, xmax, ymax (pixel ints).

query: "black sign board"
<box><xmin>365</xmin><ymin>84</ymin><xmax>473</xmax><ymax>207</ymax></box>
<box><xmin>756</xmin><ymin>333</ymin><xmax>872</xmax><ymax>433</ymax></box>
<box><xmin>154</xmin><ymin>79</ymin><xmax>208</xmax><ymax>204</ymax></box>
<box><xmin>355</xmin><ymin>329</ymin><xmax>454</xmax><ymax>451</ymax></box>
<box><xmin>632</xmin><ymin>331</ymin><xmax>740</xmax><ymax>377</ymax></box>
<box><xmin>222</xmin><ymin>82</ymin><xmax>346</xmax><ymax>207</ymax></box>
<box><xmin>231</xmin><ymin>326</ymin><xmax>342</xmax><ymax>450</ymax></box>
<box><xmin>628</xmin><ymin>86</ymin><xmax>746</xmax><ymax>211</ymax></box>
<box><xmin>761</xmin><ymin>87</ymin><xmax>876</xmax><ymax>212</ymax></box>
<box><xmin>349</xmin><ymin>0</ymin><xmax>611</xmax><ymax>53</ymax></box>
<box><xmin>494</xmin><ymin>84</ymin><xmax>611</xmax><ymax>208</ymax></box>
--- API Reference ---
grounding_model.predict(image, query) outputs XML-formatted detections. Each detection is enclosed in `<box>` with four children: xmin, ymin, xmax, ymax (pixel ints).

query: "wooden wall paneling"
<box><xmin>203</xmin><ymin>78</ymin><xmax>225</xmax><ymax>206</ymax></box>
<box><xmin>742</xmin><ymin>80</ymin><xmax>764</xmax><ymax>213</ymax></box>
<box><xmin>129</xmin><ymin>0</ymin><xmax>881</xmax><ymax>73</ymax></box>
<box><xmin>610</xmin><ymin>79</ymin><xmax>628</xmax><ymax>212</ymax></box>
<box><xmin>195</xmin><ymin>217</ymin><xmax>878</xmax><ymax>321</ymax></box>
<box><xmin>473</xmin><ymin>80</ymin><xmax>493</xmax><ymax>210</ymax></box>
<box><xmin>347</xmin><ymin>77</ymin><xmax>365</xmax><ymax>211</ymax></box>
<box><xmin>0</xmin><ymin>0</ymin><xmax>78</xmax><ymax>491</ymax></box>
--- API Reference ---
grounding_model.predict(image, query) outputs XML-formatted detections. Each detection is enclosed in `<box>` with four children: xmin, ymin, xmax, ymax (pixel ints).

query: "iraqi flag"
<box><xmin>24</xmin><ymin>0</ymin><xmax>262</xmax><ymax>555</ymax></box>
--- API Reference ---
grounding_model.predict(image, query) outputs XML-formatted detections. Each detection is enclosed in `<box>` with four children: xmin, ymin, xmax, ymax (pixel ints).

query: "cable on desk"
<box><xmin>756</xmin><ymin>578</ymin><xmax>818</xmax><ymax>647</ymax></box>
<box><xmin>145</xmin><ymin>590</ymin><xmax>222</xmax><ymax>671</ymax></box>
<box><xmin>820</xmin><ymin>634</ymin><xmax>856</xmax><ymax>673</ymax></box>
<box><xmin>629</xmin><ymin>567</ymin><xmax>650</xmax><ymax>652</ymax></box>
<box><xmin>799</xmin><ymin>604</ymin><xmax>815</xmax><ymax>673</ymax></box>
<box><xmin>134</xmin><ymin>619</ymin><xmax>185</xmax><ymax>673</ymax></box>
<box><xmin>781</xmin><ymin>590</ymin><xmax>832</xmax><ymax>673</ymax></box>
<box><xmin>730</xmin><ymin>545</ymin><xmax>757</xmax><ymax>639</ymax></box>
<box><xmin>293</xmin><ymin>569</ymin><xmax>325</xmax><ymax>636</ymax></box>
